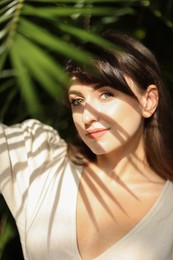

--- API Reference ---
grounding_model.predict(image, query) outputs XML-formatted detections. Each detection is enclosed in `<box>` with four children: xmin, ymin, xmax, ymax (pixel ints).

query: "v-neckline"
<box><xmin>73</xmin><ymin>170</ymin><xmax>170</xmax><ymax>260</ymax></box>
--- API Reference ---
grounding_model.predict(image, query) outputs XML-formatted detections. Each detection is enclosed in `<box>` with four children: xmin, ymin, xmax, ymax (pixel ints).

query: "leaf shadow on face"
<box><xmin>71</xmin><ymin>94</ymin><xmax>159</xmax><ymax>231</ymax></box>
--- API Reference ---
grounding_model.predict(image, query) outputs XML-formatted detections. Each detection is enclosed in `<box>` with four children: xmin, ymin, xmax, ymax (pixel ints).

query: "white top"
<box><xmin>0</xmin><ymin>119</ymin><xmax>173</xmax><ymax>260</ymax></box>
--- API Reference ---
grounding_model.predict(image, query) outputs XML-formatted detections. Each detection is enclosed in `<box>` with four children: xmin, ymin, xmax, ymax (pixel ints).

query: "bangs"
<box><xmin>65</xmin><ymin>43</ymin><xmax>135</xmax><ymax>98</ymax></box>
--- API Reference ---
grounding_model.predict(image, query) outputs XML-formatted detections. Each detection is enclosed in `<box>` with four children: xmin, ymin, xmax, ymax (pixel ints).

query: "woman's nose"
<box><xmin>82</xmin><ymin>103</ymin><xmax>98</xmax><ymax>124</ymax></box>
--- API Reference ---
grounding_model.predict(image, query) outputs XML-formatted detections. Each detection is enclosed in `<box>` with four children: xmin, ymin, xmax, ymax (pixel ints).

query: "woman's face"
<box><xmin>68</xmin><ymin>78</ymin><xmax>144</xmax><ymax>156</ymax></box>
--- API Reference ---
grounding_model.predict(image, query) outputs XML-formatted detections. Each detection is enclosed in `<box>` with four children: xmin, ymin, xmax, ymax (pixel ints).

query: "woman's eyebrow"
<box><xmin>92</xmin><ymin>84</ymin><xmax>103</xmax><ymax>90</ymax></box>
<box><xmin>68</xmin><ymin>89</ymin><xmax>82</xmax><ymax>95</ymax></box>
<box><xmin>68</xmin><ymin>85</ymin><xmax>111</xmax><ymax>95</ymax></box>
<box><xmin>93</xmin><ymin>85</ymin><xmax>113</xmax><ymax>91</ymax></box>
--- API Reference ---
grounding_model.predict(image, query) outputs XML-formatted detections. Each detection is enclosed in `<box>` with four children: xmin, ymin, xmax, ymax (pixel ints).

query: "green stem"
<box><xmin>7</xmin><ymin>0</ymin><xmax>24</xmax><ymax>47</ymax></box>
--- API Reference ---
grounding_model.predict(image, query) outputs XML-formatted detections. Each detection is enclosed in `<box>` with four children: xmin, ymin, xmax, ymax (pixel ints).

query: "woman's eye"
<box><xmin>101</xmin><ymin>92</ymin><xmax>113</xmax><ymax>99</ymax></box>
<box><xmin>70</xmin><ymin>98</ymin><xmax>84</xmax><ymax>106</ymax></box>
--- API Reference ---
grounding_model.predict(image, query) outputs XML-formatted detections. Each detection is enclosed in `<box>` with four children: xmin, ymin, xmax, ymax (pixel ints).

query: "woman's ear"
<box><xmin>141</xmin><ymin>85</ymin><xmax>159</xmax><ymax>118</ymax></box>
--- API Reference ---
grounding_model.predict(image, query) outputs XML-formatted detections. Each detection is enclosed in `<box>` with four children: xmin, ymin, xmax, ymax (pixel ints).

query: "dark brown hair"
<box><xmin>65</xmin><ymin>31</ymin><xmax>173</xmax><ymax>180</ymax></box>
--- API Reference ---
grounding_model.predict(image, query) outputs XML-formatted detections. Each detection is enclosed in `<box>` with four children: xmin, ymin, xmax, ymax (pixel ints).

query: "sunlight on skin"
<box><xmin>68</xmin><ymin>77</ymin><xmax>163</xmax><ymax>260</ymax></box>
<box><xmin>68</xmin><ymin>76</ymin><xmax>160</xmax><ymax>183</ymax></box>
<box><xmin>68</xmin><ymin>77</ymin><xmax>155</xmax><ymax>172</ymax></box>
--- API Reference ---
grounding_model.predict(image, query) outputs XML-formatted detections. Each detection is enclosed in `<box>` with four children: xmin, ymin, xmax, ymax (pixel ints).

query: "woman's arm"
<box><xmin>0</xmin><ymin>120</ymin><xmax>67</xmax><ymax>219</ymax></box>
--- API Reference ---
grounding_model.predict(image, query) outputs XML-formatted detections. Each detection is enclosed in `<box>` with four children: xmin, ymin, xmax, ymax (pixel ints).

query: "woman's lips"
<box><xmin>86</xmin><ymin>128</ymin><xmax>109</xmax><ymax>139</ymax></box>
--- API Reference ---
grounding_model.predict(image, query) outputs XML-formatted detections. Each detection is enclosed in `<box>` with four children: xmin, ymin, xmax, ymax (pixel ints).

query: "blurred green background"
<box><xmin>0</xmin><ymin>0</ymin><xmax>173</xmax><ymax>259</ymax></box>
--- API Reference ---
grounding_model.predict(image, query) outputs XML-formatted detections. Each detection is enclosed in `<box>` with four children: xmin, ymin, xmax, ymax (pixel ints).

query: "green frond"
<box><xmin>22</xmin><ymin>4</ymin><xmax>132</xmax><ymax>17</ymax></box>
<box><xmin>0</xmin><ymin>0</ymin><xmax>11</xmax><ymax>6</ymax></box>
<box><xmin>13</xmin><ymin>34</ymin><xmax>67</xmax><ymax>99</ymax></box>
<box><xmin>0</xmin><ymin>87</ymin><xmax>17</xmax><ymax>122</ymax></box>
<box><xmin>18</xmin><ymin>18</ymin><xmax>92</xmax><ymax>64</ymax></box>
<box><xmin>10</xmin><ymin>38</ymin><xmax>43</xmax><ymax>116</ymax></box>
<box><xmin>24</xmin><ymin>0</ymin><xmax>141</xmax><ymax>3</ymax></box>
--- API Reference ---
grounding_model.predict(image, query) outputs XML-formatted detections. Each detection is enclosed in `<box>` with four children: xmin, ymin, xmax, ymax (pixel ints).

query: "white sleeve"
<box><xmin>0</xmin><ymin>119</ymin><xmax>67</xmax><ymax>220</ymax></box>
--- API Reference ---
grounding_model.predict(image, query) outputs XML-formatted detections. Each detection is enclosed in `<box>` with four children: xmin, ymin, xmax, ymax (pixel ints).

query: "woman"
<box><xmin>1</xmin><ymin>31</ymin><xmax>173</xmax><ymax>260</ymax></box>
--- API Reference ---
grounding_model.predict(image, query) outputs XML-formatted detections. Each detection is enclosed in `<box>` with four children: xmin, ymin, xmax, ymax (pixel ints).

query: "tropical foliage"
<box><xmin>0</xmin><ymin>0</ymin><xmax>173</xmax><ymax>258</ymax></box>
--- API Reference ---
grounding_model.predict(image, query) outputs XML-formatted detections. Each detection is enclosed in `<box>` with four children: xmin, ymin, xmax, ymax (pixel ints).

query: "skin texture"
<box><xmin>68</xmin><ymin>77</ymin><xmax>158</xmax><ymax>169</ymax></box>
<box><xmin>68</xmin><ymin>78</ymin><xmax>164</xmax><ymax>260</ymax></box>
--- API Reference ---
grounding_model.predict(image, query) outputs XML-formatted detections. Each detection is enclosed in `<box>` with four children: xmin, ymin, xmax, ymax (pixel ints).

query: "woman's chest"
<box><xmin>76</xmin><ymin>176</ymin><xmax>168</xmax><ymax>260</ymax></box>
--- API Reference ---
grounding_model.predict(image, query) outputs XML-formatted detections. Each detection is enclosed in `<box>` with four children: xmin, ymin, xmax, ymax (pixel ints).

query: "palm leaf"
<box><xmin>1</xmin><ymin>0</ymin><xmax>173</xmax><ymax>120</ymax></box>
<box><xmin>22</xmin><ymin>4</ymin><xmax>132</xmax><ymax>17</ymax></box>
<box><xmin>18</xmin><ymin>18</ymin><xmax>92</xmax><ymax>64</ymax></box>
<box><xmin>10</xmin><ymin>36</ymin><xmax>43</xmax><ymax>116</ymax></box>
<box><xmin>14</xmin><ymin>34</ymin><xmax>67</xmax><ymax>99</ymax></box>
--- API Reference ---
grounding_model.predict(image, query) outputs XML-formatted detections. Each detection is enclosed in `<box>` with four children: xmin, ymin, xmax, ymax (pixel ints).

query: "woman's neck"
<box><xmin>87</xmin><ymin>135</ymin><xmax>162</xmax><ymax>184</ymax></box>
<box><xmin>97</xmin><ymin>134</ymin><xmax>145</xmax><ymax>172</ymax></box>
